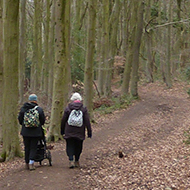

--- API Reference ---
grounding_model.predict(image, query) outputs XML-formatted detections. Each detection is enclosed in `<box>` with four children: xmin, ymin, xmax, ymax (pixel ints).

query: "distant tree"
<box><xmin>97</xmin><ymin>1</ymin><xmax>109</xmax><ymax>96</ymax></box>
<box><xmin>31</xmin><ymin>0</ymin><xmax>43</xmax><ymax>91</ymax></box>
<box><xmin>165</xmin><ymin>0</ymin><xmax>172</xmax><ymax>88</ymax></box>
<box><xmin>105</xmin><ymin>0</ymin><xmax>121</xmax><ymax>97</ymax></box>
<box><xmin>102</xmin><ymin>0</ymin><xmax>110</xmax><ymax>96</ymax></box>
<box><xmin>144</xmin><ymin>0</ymin><xmax>154</xmax><ymax>83</ymax></box>
<box><xmin>43</xmin><ymin>0</ymin><xmax>51</xmax><ymax>94</ymax></box>
<box><xmin>130</xmin><ymin>1</ymin><xmax>144</xmax><ymax>97</ymax></box>
<box><xmin>173</xmin><ymin>0</ymin><xmax>182</xmax><ymax>74</ymax></box>
<box><xmin>95</xmin><ymin>5</ymin><xmax>102</xmax><ymax>83</ymax></box>
<box><xmin>48</xmin><ymin>0</ymin><xmax>55</xmax><ymax>106</ymax></box>
<box><xmin>122</xmin><ymin>1</ymin><xmax>136</xmax><ymax>95</ymax></box>
<box><xmin>84</xmin><ymin>0</ymin><xmax>97</xmax><ymax>118</ymax></box>
<box><xmin>1</xmin><ymin>0</ymin><xmax>22</xmax><ymax>161</ymax></box>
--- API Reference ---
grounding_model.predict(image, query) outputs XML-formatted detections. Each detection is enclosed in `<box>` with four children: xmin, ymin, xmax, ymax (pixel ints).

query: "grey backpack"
<box><xmin>68</xmin><ymin>109</ymin><xmax>83</xmax><ymax>127</ymax></box>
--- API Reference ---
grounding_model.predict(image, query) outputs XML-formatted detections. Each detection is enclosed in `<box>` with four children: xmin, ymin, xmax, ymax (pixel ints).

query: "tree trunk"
<box><xmin>84</xmin><ymin>0</ymin><xmax>97</xmax><ymax>118</ymax></box>
<box><xmin>106</xmin><ymin>0</ymin><xmax>121</xmax><ymax>97</ymax></box>
<box><xmin>102</xmin><ymin>0</ymin><xmax>110</xmax><ymax>96</ymax></box>
<box><xmin>48</xmin><ymin>0</ymin><xmax>55</xmax><ymax>106</ymax></box>
<box><xmin>1</xmin><ymin>0</ymin><xmax>22</xmax><ymax>161</ymax></box>
<box><xmin>98</xmin><ymin>0</ymin><xmax>110</xmax><ymax>96</ymax></box>
<box><xmin>173</xmin><ymin>0</ymin><xmax>182</xmax><ymax>74</ymax></box>
<box><xmin>31</xmin><ymin>0</ymin><xmax>43</xmax><ymax>91</ymax></box>
<box><xmin>47</xmin><ymin>0</ymin><xmax>70</xmax><ymax>142</ymax></box>
<box><xmin>121</xmin><ymin>1</ymin><xmax>136</xmax><ymax>95</ymax></box>
<box><xmin>145</xmin><ymin>0</ymin><xmax>154</xmax><ymax>83</ymax></box>
<box><xmin>165</xmin><ymin>0</ymin><xmax>172</xmax><ymax>88</ymax></box>
<box><xmin>43</xmin><ymin>0</ymin><xmax>50</xmax><ymax>94</ymax></box>
<box><xmin>121</xmin><ymin>0</ymin><xmax>130</xmax><ymax>56</ymax></box>
<box><xmin>130</xmin><ymin>1</ymin><xmax>144</xmax><ymax>97</ymax></box>
<box><xmin>97</xmin><ymin>5</ymin><xmax>104</xmax><ymax>95</ymax></box>
<box><xmin>19</xmin><ymin>0</ymin><xmax>27</xmax><ymax>103</ymax></box>
<box><xmin>0</xmin><ymin>0</ymin><xmax>3</xmax><ymax>142</ymax></box>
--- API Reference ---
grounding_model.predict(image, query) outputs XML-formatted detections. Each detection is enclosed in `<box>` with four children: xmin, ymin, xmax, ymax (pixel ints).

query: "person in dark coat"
<box><xmin>18</xmin><ymin>94</ymin><xmax>45</xmax><ymax>171</ymax></box>
<box><xmin>61</xmin><ymin>92</ymin><xmax>92</xmax><ymax>168</ymax></box>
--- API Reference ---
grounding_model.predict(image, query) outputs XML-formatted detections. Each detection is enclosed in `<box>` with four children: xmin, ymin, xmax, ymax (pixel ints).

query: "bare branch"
<box><xmin>148</xmin><ymin>18</ymin><xmax>190</xmax><ymax>32</ymax></box>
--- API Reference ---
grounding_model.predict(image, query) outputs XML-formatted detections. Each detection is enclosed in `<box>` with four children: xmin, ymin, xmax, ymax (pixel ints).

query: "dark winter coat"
<box><xmin>61</xmin><ymin>101</ymin><xmax>92</xmax><ymax>141</ymax></box>
<box><xmin>18</xmin><ymin>102</ymin><xmax>45</xmax><ymax>137</ymax></box>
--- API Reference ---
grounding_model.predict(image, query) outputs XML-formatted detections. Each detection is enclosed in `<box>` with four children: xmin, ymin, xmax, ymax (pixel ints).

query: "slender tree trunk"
<box><xmin>178</xmin><ymin>0</ymin><xmax>186</xmax><ymax>69</ymax></box>
<box><xmin>63</xmin><ymin>0</ymin><xmax>71</xmax><ymax>108</ymax></box>
<box><xmin>84</xmin><ymin>0</ymin><xmax>97</xmax><ymax>118</ymax></box>
<box><xmin>145</xmin><ymin>0</ymin><xmax>153</xmax><ymax>83</ymax></box>
<box><xmin>19</xmin><ymin>0</ymin><xmax>26</xmax><ymax>103</ymax></box>
<box><xmin>130</xmin><ymin>1</ymin><xmax>144</xmax><ymax>97</ymax></box>
<box><xmin>173</xmin><ymin>0</ymin><xmax>182</xmax><ymax>73</ymax></box>
<box><xmin>31</xmin><ymin>0</ymin><xmax>43</xmax><ymax>91</ymax></box>
<box><xmin>43</xmin><ymin>0</ymin><xmax>50</xmax><ymax>94</ymax></box>
<box><xmin>121</xmin><ymin>2</ymin><xmax>136</xmax><ymax>95</ymax></box>
<box><xmin>47</xmin><ymin>0</ymin><xmax>70</xmax><ymax>142</ymax></box>
<box><xmin>48</xmin><ymin>0</ymin><xmax>55</xmax><ymax>106</ymax></box>
<box><xmin>102</xmin><ymin>0</ymin><xmax>110</xmax><ymax>96</ymax></box>
<box><xmin>1</xmin><ymin>0</ymin><xmax>22</xmax><ymax>161</ymax></box>
<box><xmin>97</xmin><ymin>5</ymin><xmax>104</xmax><ymax>95</ymax></box>
<box><xmin>121</xmin><ymin>0</ymin><xmax>130</xmax><ymax>56</ymax></box>
<box><xmin>106</xmin><ymin>0</ymin><xmax>121</xmax><ymax>97</ymax></box>
<box><xmin>165</xmin><ymin>0</ymin><xmax>172</xmax><ymax>88</ymax></box>
<box><xmin>98</xmin><ymin>1</ymin><xmax>110</xmax><ymax>96</ymax></box>
<box><xmin>0</xmin><ymin>0</ymin><xmax>3</xmax><ymax>142</ymax></box>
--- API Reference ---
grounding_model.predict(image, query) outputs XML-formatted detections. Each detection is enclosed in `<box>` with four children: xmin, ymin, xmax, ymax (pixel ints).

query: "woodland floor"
<box><xmin>1</xmin><ymin>81</ymin><xmax>190</xmax><ymax>190</ymax></box>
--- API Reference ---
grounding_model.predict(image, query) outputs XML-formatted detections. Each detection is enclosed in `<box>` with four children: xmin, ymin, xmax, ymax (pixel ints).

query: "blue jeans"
<box><xmin>66</xmin><ymin>138</ymin><xmax>83</xmax><ymax>161</ymax></box>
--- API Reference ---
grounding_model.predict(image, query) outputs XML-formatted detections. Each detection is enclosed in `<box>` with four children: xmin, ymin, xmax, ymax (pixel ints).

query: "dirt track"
<box><xmin>1</xmin><ymin>82</ymin><xmax>190</xmax><ymax>190</ymax></box>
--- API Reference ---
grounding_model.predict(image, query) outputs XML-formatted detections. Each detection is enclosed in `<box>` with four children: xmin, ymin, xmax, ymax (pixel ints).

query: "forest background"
<box><xmin>0</xmin><ymin>0</ymin><xmax>190</xmax><ymax>162</ymax></box>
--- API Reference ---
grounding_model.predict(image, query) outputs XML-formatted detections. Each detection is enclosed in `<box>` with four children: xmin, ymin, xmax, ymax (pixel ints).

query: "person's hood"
<box><xmin>68</xmin><ymin>101</ymin><xmax>83</xmax><ymax>110</ymax></box>
<box><xmin>23</xmin><ymin>102</ymin><xmax>38</xmax><ymax>111</ymax></box>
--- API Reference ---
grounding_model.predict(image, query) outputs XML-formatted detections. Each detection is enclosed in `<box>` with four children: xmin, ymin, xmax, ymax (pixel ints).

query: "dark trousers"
<box><xmin>66</xmin><ymin>138</ymin><xmax>83</xmax><ymax>161</ymax></box>
<box><xmin>23</xmin><ymin>136</ymin><xmax>39</xmax><ymax>163</ymax></box>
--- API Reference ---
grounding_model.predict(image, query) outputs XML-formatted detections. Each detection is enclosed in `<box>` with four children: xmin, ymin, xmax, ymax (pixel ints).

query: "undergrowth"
<box><xmin>94</xmin><ymin>95</ymin><xmax>136</xmax><ymax>114</ymax></box>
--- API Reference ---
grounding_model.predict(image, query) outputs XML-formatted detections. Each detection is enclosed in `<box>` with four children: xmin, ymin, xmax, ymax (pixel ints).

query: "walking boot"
<box><xmin>69</xmin><ymin>161</ymin><xmax>75</xmax><ymax>169</ymax></box>
<box><xmin>25</xmin><ymin>163</ymin><xmax>29</xmax><ymax>170</ymax></box>
<box><xmin>29</xmin><ymin>163</ymin><xmax>35</xmax><ymax>171</ymax></box>
<box><xmin>74</xmin><ymin>161</ymin><xmax>80</xmax><ymax>168</ymax></box>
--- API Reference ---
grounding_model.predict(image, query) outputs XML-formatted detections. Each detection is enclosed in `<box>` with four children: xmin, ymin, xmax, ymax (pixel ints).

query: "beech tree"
<box><xmin>42</xmin><ymin>0</ymin><xmax>50</xmax><ymax>94</ymax></box>
<box><xmin>144</xmin><ymin>0</ymin><xmax>154</xmax><ymax>83</ymax></box>
<box><xmin>48</xmin><ymin>0</ymin><xmax>55</xmax><ymax>106</ymax></box>
<box><xmin>84</xmin><ymin>0</ymin><xmax>97</xmax><ymax>117</ymax></box>
<box><xmin>165</xmin><ymin>0</ymin><xmax>172</xmax><ymax>88</ymax></box>
<box><xmin>30</xmin><ymin>0</ymin><xmax>43</xmax><ymax>91</ymax></box>
<box><xmin>130</xmin><ymin>1</ymin><xmax>144</xmax><ymax>97</ymax></box>
<box><xmin>47</xmin><ymin>0</ymin><xmax>70</xmax><ymax>142</ymax></box>
<box><xmin>0</xmin><ymin>0</ymin><xmax>3</xmax><ymax>142</ymax></box>
<box><xmin>121</xmin><ymin>1</ymin><xmax>137</xmax><ymax>95</ymax></box>
<box><xmin>19</xmin><ymin>0</ymin><xmax>26</xmax><ymax>103</ymax></box>
<box><xmin>1</xmin><ymin>0</ymin><xmax>22</xmax><ymax>161</ymax></box>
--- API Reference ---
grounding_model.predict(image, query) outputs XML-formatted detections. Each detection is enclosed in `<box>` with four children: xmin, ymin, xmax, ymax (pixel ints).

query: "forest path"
<box><xmin>1</xmin><ymin>82</ymin><xmax>190</xmax><ymax>189</ymax></box>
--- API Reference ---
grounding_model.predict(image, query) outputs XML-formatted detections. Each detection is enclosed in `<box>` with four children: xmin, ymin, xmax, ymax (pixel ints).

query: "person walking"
<box><xmin>18</xmin><ymin>94</ymin><xmax>45</xmax><ymax>171</ymax></box>
<box><xmin>61</xmin><ymin>92</ymin><xmax>92</xmax><ymax>168</ymax></box>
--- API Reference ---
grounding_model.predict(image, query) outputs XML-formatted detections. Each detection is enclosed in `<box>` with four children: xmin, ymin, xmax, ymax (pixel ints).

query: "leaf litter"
<box><xmin>1</xmin><ymin>81</ymin><xmax>190</xmax><ymax>190</ymax></box>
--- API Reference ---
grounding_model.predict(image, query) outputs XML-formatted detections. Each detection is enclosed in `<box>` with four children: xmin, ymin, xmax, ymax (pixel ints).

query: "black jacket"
<box><xmin>18</xmin><ymin>102</ymin><xmax>45</xmax><ymax>137</ymax></box>
<box><xmin>61</xmin><ymin>101</ymin><xmax>92</xmax><ymax>140</ymax></box>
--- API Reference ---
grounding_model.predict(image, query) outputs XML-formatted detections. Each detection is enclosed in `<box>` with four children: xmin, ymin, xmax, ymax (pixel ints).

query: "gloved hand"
<box><xmin>88</xmin><ymin>134</ymin><xmax>92</xmax><ymax>138</ymax></box>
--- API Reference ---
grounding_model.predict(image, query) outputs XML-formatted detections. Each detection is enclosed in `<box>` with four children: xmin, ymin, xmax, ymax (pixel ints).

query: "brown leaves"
<box><xmin>71</xmin><ymin>82</ymin><xmax>190</xmax><ymax>189</ymax></box>
<box><xmin>1</xmin><ymin>82</ymin><xmax>190</xmax><ymax>189</ymax></box>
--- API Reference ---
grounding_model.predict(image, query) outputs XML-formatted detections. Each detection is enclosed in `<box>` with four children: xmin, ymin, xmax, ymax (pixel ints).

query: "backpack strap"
<box><xmin>33</xmin><ymin>106</ymin><xmax>38</xmax><ymax>109</ymax></box>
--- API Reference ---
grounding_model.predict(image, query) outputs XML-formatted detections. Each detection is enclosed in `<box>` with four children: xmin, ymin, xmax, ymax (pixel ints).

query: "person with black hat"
<box><xmin>18</xmin><ymin>94</ymin><xmax>45</xmax><ymax>171</ymax></box>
